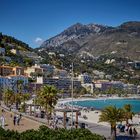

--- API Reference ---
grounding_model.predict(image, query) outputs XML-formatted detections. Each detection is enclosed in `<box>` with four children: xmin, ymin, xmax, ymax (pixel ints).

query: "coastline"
<box><xmin>56</xmin><ymin>96</ymin><xmax>140</xmax><ymax>128</ymax></box>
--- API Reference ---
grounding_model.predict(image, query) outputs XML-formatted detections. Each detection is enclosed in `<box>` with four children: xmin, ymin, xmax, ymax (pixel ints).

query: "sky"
<box><xmin>0</xmin><ymin>0</ymin><xmax>140</xmax><ymax>48</ymax></box>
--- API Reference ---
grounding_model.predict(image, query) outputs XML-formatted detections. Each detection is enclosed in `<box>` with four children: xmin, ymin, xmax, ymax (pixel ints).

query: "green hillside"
<box><xmin>0</xmin><ymin>33</ymin><xmax>39</xmax><ymax>66</ymax></box>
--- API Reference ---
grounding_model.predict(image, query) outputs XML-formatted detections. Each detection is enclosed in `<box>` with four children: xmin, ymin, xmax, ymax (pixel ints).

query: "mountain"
<box><xmin>38</xmin><ymin>21</ymin><xmax>140</xmax><ymax>60</ymax></box>
<box><xmin>41</xmin><ymin>23</ymin><xmax>110</xmax><ymax>48</ymax></box>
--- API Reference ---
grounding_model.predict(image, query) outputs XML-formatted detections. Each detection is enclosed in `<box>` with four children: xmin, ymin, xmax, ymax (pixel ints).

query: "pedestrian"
<box><xmin>20</xmin><ymin>113</ymin><xmax>22</xmax><ymax>119</ymax></box>
<box><xmin>0</xmin><ymin>115</ymin><xmax>5</xmax><ymax>129</ymax></box>
<box><xmin>129</xmin><ymin>126</ymin><xmax>133</xmax><ymax>136</ymax></box>
<box><xmin>16</xmin><ymin>114</ymin><xmax>20</xmax><ymax>125</ymax></box>
<box><xmin>138</xmin><ymin>117</ymin><xmax>140</xmax><ymax>124</ymax></box>
<box><xmin>125</xmin><ymin>124</ymin><xmax>129</xmax><ymax>133</ymax></box>
<box><xmin>1</xmin><ymin>109</ymin><xmax>4</xmax><ymax>113</ymax></box>
<box><xmin>133</xmin><ymin>128</ymin><xmax>137</xmax><ymax>138</ymax></box>
<box><xmin>13</xmin><ymin>114</ymin><xmax>16</xmax><ymax>125</ymax></box>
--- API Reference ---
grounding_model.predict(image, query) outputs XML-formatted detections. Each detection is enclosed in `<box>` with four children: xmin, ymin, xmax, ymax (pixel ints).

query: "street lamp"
<box><xmin>71</xmin><ymin>62</ymin><xmax>74</xmax><ymax>128</ymax></box>
<box><xmin>33</xmin><ymin>83</ymin><xmax>37</xmax><ymax>116</ymax></box>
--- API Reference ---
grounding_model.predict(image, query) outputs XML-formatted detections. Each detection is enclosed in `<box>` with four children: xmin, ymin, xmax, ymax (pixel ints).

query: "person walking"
<box><xmin>0</xmin><ymin>115</ymin><xmax>5</xmax><ymax>129</ymax></box>
<box><xmin>16</xmin><ymin>114</ymin><xmax>20</xmax><ymax>125</ymax></box>
<box><xmin>133</xmin><ymin>128</ymin><xmax>137</xmax><ymax>139</ymax></box>
<box><xmin>129</xmin><ymin>126</ymin><xmax>133</xmax><ymax>136</ymax></box>
<box><xmin>13</xmin><ymin>114</ymin><xmax>16</xmax><ymax>126</ymax></box>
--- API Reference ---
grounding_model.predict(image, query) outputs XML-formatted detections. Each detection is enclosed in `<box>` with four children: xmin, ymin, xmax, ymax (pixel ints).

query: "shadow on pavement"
<box><xmin>116</xmin><ymin>136</ymin><xmax>135</xmax><ymax>140</ymax></box>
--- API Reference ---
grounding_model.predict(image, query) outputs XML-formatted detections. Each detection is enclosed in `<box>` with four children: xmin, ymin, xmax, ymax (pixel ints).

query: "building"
<box><xmin>134</xmin><ymin>61</ymin><xmax>140</xmax><ymax>69</ymax></box>
<box><xmin>78</xmin><ymin>73</ymin><xmax>92</xmax><ymax>84</ymax></box>
<box><xmin>13</xmin><ymin>67</ymin><xmax>24</xmax><ymax>75</ymax></box>
<box><xmin>0</xmin><ymin>66</ymin><xmax>24</xmax><ymax>76</ymax></box>
<box><xmin>0</xmin><ymin>66</ymin><xmax>14</xmax><ymax>76</ymax></box>
<box><xmin>123</xmin><ymin>84</ymin><xmax>138</xmax><ymax>94</ymax></box>
<box><xmin>10</xmin><ymin>49</ymin><xmax>19</xmax><ymax>55</ymax></box>
<box><xmin>137</xmin><ymin>85</ymin><xmax>140</xmax><ymax>94</ymax></box>
<box><xmin>93</xmin><ymin>70</ymin><xmax>105</xmax><ymax>79</ymax></box>
<box><xmin>24</xmin><ymin>65</ymin><xmax>43</xmax><ymax>77</ymax></box>
<box><xmin>25</xmin><ymin>64</ymin><xmax>54</xmax><ymax>78</ymax></box>
<box><xmin>54</xmin><ymin>69</ymin><xmax>68</xmax><ymax>78</ymax></box>
<box><xmin>94</xmin><ymin>80</ymin><xmax>124</xmax><ymax>91</ymax></box>
<box><xmin>82</xmin><ymin>83</ymin><xmax>94</xmax><ymax>94</ymax></box>
<box><xmin>127</xmin><ymin>61</ymin><xmax>140</xmax><ymax>70</ymax></box>
<box><xmin>37</xmin><ymin>76</ymin><xmax>81</xmax><ymax>92</ymax></box>
<box><xmin>57</xmin><ymin>77</ymin><xmax>81</xmax><ymax>91</ymax></box>
<box><xmin>40</xmin><ymin>64</ymin><xmax>54</xmax><ymax>76</ymax></box>
<box><xmin>0</xmin><ymin>47</ymin><xmax>5</xmax><ymax>56</ymax></box>
<box><xmin>0</xmin><ymin>76</ymin><xmax>9</xmax><ymax>91</ymax></box>
<box><xmin>0</xmin><ymin>75</ymin><xmax>28</xmax><ymax>93</ymax></box>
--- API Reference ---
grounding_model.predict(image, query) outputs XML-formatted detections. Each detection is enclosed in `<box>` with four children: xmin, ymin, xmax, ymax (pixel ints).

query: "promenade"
<box><xmin>0</xmin><ymin>106</ymin><xmax>42</xmax><ymax>132</ymax></box>
<box><xmin>1</xmin><ymin>102</ymin><xmax>140</xmax><ymax>139</ymax></box>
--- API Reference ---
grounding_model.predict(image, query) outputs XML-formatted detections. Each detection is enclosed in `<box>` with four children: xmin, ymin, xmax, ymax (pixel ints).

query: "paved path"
<box><xmin>0</xmin><ymin>106</ymin><xmax>42</xmax><ymax>132</ymax></box>
<box><xmin>80</xmin><ymin>120</ymin><xmax>140</xmax><ymax>140</ymax></box>
<box><xmin>1</xmin><ymin>104</ymin><xmax>140</xmax><ymax>139</ymax></box>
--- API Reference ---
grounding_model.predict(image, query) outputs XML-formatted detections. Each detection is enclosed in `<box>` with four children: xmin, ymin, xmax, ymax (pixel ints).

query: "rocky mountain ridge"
<box><xmin>38</xmin><ymin>21</ymin><xmax>140</xmax><ymax>60</ymax></box>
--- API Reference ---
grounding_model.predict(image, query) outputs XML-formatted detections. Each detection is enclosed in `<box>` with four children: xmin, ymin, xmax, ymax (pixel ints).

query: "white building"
<box><xmin>0</xmin><ymin>75</ymin><xmax>28</xmax><ymax>93</ymax></box>
<box><xmin>78</xmin><ymin>73</ymin><xmax>92</xmax><ymax>84</ymax></box>
<box><xmin>82</xmin><ymin>83</ymin><xmax>94</xmax><ymax>94</ymax></box>
<box><xmin>0</xmin><ymin>47</ymin><xmax>5</xmax><ymax>56</ymax></box>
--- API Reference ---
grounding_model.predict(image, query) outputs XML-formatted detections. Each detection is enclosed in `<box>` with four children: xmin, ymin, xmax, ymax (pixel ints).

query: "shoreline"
<box><xmin>57</xmin><ymin>96</ymin><xmax>140</xmax><ymax>112</ymax></box>
<box><xmin>56</xmin><ymin>96</ymin><xmax>140</xmax><ymax>128</ymax></box>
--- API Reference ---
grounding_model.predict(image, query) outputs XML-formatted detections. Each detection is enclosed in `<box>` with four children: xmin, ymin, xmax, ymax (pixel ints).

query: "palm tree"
<box><xmin>99</xmin><ymin>106</ymin><xmax>125</xmax><ymax>140</ymax></box>
<box><xmin>37</xmin><ymin>85</ymin><xmax>58</xmax><ymax>124</ymax></box>
<box><xmin>3</xmin><ymin>89</ymin><xmax>15</xmax><ymax>106</ymax></box>
<box><xmin>15</xmin><ymin>93</ymin><xmax>22</xmax><ymax>110</ymax></box>
<box><xmin>21</xmin><ymin>93</ymin><xmax>30</xmax><ymax>112</ymax></box>
<box><xmin>17</xmin><ymin>80</ymin><xmax>24</xmax><ymax>93</ymax></box>
<box><xmin>0</xmin><ymin>83</ymin><xmax>3</xmax><ymax>100</ymax></box>
<box><xmin>59</xmin><ymin>89</ymin><xmax>65</xmax><ymax>98</ymax></box>
<box><xmin>15</xmin><ymin>80</ymin><xmax>24</xmax><ymax>110</ymax></box>
<box><xmin>123</xmin><ymin>104</ymin><xmax>134</xmax><ymax>124</ymax></box>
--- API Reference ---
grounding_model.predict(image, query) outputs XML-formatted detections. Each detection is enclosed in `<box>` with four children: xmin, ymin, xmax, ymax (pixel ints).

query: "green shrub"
<box><xmin>0</xmin><ymin>126</ymin><xmax>105</xmax><ymax>140</ymax></box>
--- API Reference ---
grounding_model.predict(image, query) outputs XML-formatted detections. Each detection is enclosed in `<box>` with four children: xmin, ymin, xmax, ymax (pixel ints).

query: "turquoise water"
<box><xmin>70</xmin><ymin>99</ymin><xmax>140</xmax><ymax>113</ymax></box>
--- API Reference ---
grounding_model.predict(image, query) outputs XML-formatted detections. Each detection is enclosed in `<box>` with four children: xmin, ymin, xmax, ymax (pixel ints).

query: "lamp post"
<box><xmin>33</xmin><ymin>83</ymin><xmax>36</xmax><ymax>116</ymax></box>
<box><xmin>71</xmin><ymin>62</ymin><xmax>74</xmax><ymax>128</ymax></box>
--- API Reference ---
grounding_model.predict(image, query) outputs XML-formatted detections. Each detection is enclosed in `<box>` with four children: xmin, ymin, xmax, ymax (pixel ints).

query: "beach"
<box><xmin>56</xmin><ymin>97</ymin><xmax>140</xmax><ymax>133</ymax></box>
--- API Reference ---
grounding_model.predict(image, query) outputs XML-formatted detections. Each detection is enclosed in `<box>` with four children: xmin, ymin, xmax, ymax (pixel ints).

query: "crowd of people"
<box><xmin>13</xmin><ymin>114</ymin><xmax>22</xmax><ymax>126</ymax></box>
<box><xmin>0</xmin><ymin>108</ymin><xmax>22</xmax><ymax>128</ymax></box>
<box><xmin>117</xmin><ymin>123</ymin><xmax>138</xmax><ymax>138</ymax></box>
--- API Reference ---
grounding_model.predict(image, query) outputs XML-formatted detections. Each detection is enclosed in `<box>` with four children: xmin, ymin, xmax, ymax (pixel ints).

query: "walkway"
<box><xmin>0</xmin><ymin>106</ymin><xmax>42</xmax><ymax>132</ymax></box>
<box><xmin>1</xmin><ymin>104</ymin><xmax>140</xmax><ymax>139</ymax></box>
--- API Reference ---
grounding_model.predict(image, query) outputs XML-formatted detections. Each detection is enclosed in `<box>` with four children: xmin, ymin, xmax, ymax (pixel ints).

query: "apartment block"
<box><xmin>0</xmin><ymin>66</ymin><xmax>24</xmax><ymax>76</ymax></box>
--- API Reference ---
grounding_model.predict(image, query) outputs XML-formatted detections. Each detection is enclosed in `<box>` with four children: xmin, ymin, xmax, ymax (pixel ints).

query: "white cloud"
<box><xmin>35</xmin><ymin>37</ymin><xmax>44</xmax><ymax>45</ymax></box>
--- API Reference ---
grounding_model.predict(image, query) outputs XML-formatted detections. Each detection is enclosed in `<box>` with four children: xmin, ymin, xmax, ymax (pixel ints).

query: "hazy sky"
<box><xmin>0</xmin><ymin>0</ymin><xmax>140</xmax><ymax>48</ymax></box>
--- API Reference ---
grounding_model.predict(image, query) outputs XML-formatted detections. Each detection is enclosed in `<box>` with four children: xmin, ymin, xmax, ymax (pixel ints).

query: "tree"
<box><xmin>21</xmin><ymin>93</ymin><xmax>30</xmax><ymax>112</ymax></box>
<box><xmin>73</xmin><ymin>87</ymin><xmax>87</xmax><ymax>98</ymax></box>
<box><xmin>23</xmin><ymin>58</ymin><xmax>34</xmax><ymax>66</ymax></box>
<box><xmin>79</xmin><ymin>87</ymin><xmax>87</xmax><ymax>95</ymax></box>
<box><xmin>0</xmin><ymin>83</ymin><xmax>3</xmax><ymax>100</ymax></box>
<box><xmin>17</xmin><ymin>80</ymin><xmax>24</xmax><ymax>93</ymax></box>
<box><xmin>99</xmin><ymin>106</ymin><xmax>125</xmax><ymax>140</ymax></box>
<box><xmin>59</xmin><ymin>89</ymin><xmax>65</xmax><ymax>98</ymax></box>
<box><xmin>123</xmin><ymin>104</ymin><xmax>134</xmax><ymax>124</ymax></box>
<box><xmin>15</xmin><ymin>80</ymin><xmax>24</xmax><ymax>110</ymax></box>
<box><xmin>3</xmin><ymin>89</ymin><xmax>15</xmax><ymax>106</ymax></box>
<box><xmin>0</xmin><ymin>125</ymin><xmax>105</xmax><ymax>140</ymax></box>
<box><xmin>93</xmin><ymin>88</ymin><xmax>101</xmax><ymax>96</ymax></box>
<box><xmin>37</xmin><ymin>85</ymin><xmax>58</xmax><ymax>124</ymax></box>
